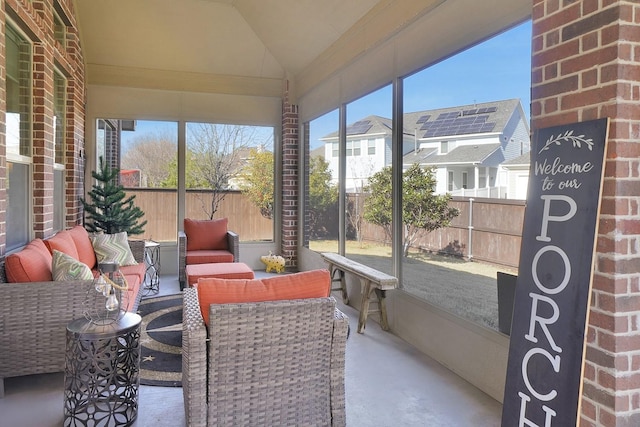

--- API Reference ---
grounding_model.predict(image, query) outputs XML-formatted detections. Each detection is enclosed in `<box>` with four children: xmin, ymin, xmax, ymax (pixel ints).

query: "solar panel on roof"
<box><xmin>417</xmin><ymin>112</ymin><xmax>497</xmax><ymax>137</ymax></box>
<box><xmin>416</xmin><ymin>115</ymin><xmax>430</xmax><ymax>124</ymax></box>
<box><xmin>346</xmin><ymin>120</ymin><xmax>372</xmax><ymax>135</ymax></box>
<box><xmin>458</xmin><ymin>106</ymin><xmax>498</xmax><ymax>115</ymax></box>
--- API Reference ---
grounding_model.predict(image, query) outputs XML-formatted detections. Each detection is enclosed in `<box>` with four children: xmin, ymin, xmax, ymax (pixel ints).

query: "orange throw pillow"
<box><xmin>184</xmin><ymin>218</ymin><xmax>228</xmax><ymax>251</ymax></box>
<box><xmin>44</xmin><ymin>230</ymin><xmax>79</xmax><ymax>260</ymax></box>
<box><xmin>196</xmin><ymin>269</ymin><xmax>331</xmax><ymax>325</ymax></box>
<box><xmin>5</xmin><ymin>239</ymin><xmax>54</xmax><ymax>282</ymax></box>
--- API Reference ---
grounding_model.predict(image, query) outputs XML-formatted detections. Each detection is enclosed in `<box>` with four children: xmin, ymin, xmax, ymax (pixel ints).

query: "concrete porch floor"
<box><xmin>0</xmin><ymin>274</ymin><xmax>502</xmax><ymax>427</ymax></box>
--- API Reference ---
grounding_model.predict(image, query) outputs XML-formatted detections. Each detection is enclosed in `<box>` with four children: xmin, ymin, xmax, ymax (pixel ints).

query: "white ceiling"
<box><xmin>74</xmin><ymin>0</ymin><xmax>380</xmax><ymax>83</ymax></box>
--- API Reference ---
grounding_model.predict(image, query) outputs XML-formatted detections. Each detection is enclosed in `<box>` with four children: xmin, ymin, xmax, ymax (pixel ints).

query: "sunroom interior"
<box><xmin>74</xmin><ymin>0</ymin><xmax>532</xmax><ymax>402</ymax></box>
<box><xmin>4</xmin><ymin>0</ymin><xmax>534</xmax><ymax>419</ymax></box>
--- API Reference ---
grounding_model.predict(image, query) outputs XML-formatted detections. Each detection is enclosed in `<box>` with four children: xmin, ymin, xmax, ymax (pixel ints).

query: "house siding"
<box><xmin>501</xmin><ymin>110</ymin><xmax>529</xmax><ymax>160</ymax></box>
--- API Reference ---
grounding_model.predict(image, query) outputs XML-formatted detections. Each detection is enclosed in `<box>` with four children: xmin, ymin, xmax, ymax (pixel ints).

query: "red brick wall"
<box><xmin>532</xmin><ymin>1</ymin><xmax>640</xmax><ymax>425</ymax></box>
<box><xmin>0</xmin><ymin>0</ymin><xmax>5</xmax><ymax>255</ymax></box>
<box><xmin>281</xmin><ymin>81</ymin><xmax>299</xmax><ymax>268</ymax></box>
<box><xmin>60</xmin><ymin>0</ymin><xmax>86</xmax><ymax>229</ymax></box>
<box><xmin>1</xmin><ymin>0</ymin><xmax>85</xmax><ymax>250</ymax></box>
<box><xmin>32</xmin><ymin>1</ymin><xmax>56</xmax><ymax>237</ymax></box>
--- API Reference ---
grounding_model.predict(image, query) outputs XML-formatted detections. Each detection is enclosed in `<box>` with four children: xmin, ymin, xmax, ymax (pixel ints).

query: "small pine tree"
<box><xmin>81</xmin><ymin>157</ymin><xmax>147</xmax><ymax>235</ymax></box>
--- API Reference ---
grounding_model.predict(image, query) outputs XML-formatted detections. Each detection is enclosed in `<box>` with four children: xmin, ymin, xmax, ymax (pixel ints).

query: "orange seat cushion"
<box><xmin>185</xmin><ymin>250</ymin><xmax>234</xmax><ymax>265</ymax></box>
<box><xmin>195</xmin><ymin>269</ymin><xmax>331</xmax><ymax>325</ymax></box>
<box><xmin>68</xmin><ymin>225</ymin><xmax>97</xmax><ymax>269</ymax></box>
<box><xmin>184</xmin><ymin>218</ymin><xmax>228</xmax><ymax>251</ymax></box>
<box><xmin>5</xmin><ymin>239</ymin><xmax>54</xmax><ymax>282</ymax></box>
<box><xmin>44</xmin><ymin>230</ymin><xmax>79</xmax><ymax>260</ymax></box>
<box><xmin>120</xmin><ymin>263</ymin><xmax>146</xmax><ymax>285</ymax></box>
<box><xmin>186</xmin><ymin>262</ymin><xmax>254</xmax><ymax>287</ymax></box>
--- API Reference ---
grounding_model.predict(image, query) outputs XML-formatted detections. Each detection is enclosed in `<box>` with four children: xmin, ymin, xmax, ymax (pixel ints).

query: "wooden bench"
<box><xmin>321</xmin><ymin>252</ymin><xmax>398</xmax><ymax>333</ymax></box>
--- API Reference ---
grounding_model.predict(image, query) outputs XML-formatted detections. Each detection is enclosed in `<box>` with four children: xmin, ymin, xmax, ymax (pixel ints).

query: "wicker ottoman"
<box><xmin>186</xmin><ymin>262</ymin><xmax>255</xmax><ymax>287</ymax></box>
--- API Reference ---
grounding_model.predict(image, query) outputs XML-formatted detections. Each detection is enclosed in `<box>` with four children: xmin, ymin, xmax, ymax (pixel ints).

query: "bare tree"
<box><xmin>188</xmin><ymin>124</ymin><xmax>265</xmax><ymax>219</ymax></box>
<box><xmin>347</xmin><ymin>157</ymin><xmax>375</xmax><ymax>247</ymax></box>
<box><xmin>121</xmin><ymin>134</ymin><xmax>176</xmax><ymax>187</ymax></box>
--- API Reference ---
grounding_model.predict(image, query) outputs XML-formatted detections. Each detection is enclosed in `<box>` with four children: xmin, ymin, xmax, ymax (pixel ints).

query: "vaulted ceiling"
<box><xmin>74</xmin><ymin>0</ymin><xmax>382</xmax><ymax>96</ymax></box>
<box><xmin>73</xmin><ymin>0</ymin><xmax>531</xmax><ymax>107</ymax></box>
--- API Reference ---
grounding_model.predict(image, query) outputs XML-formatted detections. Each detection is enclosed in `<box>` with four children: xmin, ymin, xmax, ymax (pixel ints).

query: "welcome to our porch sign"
<box><xmin>501</xmin><ymin>118</ymin><xmax>609</xmax><ymax>427</ymax></box>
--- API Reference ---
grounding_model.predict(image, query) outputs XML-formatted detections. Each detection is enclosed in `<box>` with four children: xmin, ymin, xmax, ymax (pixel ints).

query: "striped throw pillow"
<box><xmin>52</xmin><ymin>250</ymin><xmax>94</xmax><ymax>281</ymax></box>
<box><xmin>90</xmin><ymin>232</ymin><xmax>138</xmax><ymax>267</ymax></box>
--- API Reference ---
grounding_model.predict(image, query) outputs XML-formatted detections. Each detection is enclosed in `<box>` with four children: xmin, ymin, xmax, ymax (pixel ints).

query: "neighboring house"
<box><xmin>120</xmin><ymin>169</ymin><xmax>142</xmax><ymax>187</ymax></box>
<box><xmin>403</xmin><ymin>98</ymin><xmax>530</xmax><ymax>197</ymax></box>
<box><xmin>499</xmin><ymin>151</ymin><xmax>531</xmax><ymax>200</ymax></box>
<box><xmin>320</xmin><ymin>99</ymin><xmax>531</xmax><ymax>198</ymax></box>
<box><xmin>320</xmin><ymin>115</ymin><xmax>417</xmax><ymax>192</ymax></box>
<box><xmin>227</xmin><ymin>146</ymin><xmax>270</xmax><ymax>190</ymax></box>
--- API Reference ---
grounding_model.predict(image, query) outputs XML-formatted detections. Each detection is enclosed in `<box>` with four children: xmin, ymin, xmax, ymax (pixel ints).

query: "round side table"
<box><xmin>63</xmin><ymin>312</ymin><xmax>142</xmax><ymax>427</ymax></box>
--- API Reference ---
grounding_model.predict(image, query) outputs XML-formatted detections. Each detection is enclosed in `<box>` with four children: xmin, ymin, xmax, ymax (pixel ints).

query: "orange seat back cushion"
<box><xmin>196</xmin><ymin>269</ymin><xmax>331</xmax><ymax>325</ymax></box>
<box><xmin>44</xmin><ymin>230</ymin><xmax>80</xmax><ymax>260</ymax></box>
<box><xmin>68</xmin><ymin>225</ymin><xmax>97</xmax><ymax>269</ymax></box>
<box><xmin>5</xmin><ymin>239</ymin><xmax>54</xmax><ymax>282</ymax></box>
<box><xmin>184</xmin><ymin>218</ymin><xmax>228</xmax><ymax>251</ymax></box>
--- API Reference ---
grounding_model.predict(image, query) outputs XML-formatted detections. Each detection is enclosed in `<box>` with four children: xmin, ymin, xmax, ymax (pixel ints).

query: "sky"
<box><xmin>309</xmin><ymin>20</ymin><xmax>532</xmax><ymax>149</ymax></box>
<box><xmin>119</xmin><ymin>121</ymin><xmax>274</xmax><ymax>154</ymax></box>
<box><xmin>118</xmin><ymin>20</ymin><xmax>532</xmax><ymax>154</ymax></box>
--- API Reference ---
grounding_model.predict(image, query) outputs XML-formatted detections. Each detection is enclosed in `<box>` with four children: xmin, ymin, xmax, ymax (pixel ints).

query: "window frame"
<box><xmin>346</xmin><ymin>140</ymin><xmax>361</xmax><ymax>157</ymax></box>
<box><xmin>6</xmin><ymin>22</ymin><xmax>33</xmax><ymax>250</ymax></box>
<box><xmin>367</xmin><ymin>138</ymin><xmax>376</xmax><ymax>155</ymax></box>
<box><xmin>440</xmin><ymin>141</ymin><xmax>449</xmax><ymax>154</ymax></box>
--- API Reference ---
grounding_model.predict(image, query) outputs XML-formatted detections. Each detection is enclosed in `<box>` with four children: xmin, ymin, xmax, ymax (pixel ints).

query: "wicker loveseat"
<box><xmin>0</xmin><ymin>226</ymin><xmax>146</xmax><ymax>397</ymax></box>
<box><xmin>182</xmin><ymin>270</ymin><xmax>349</xmax><ymax>427</ymax></box>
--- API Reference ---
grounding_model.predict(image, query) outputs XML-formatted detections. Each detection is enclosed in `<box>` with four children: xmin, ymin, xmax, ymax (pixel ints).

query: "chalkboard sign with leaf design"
<box><xmin>502</xmin><ymin>118</ymin><xmax>609</xmax><ymax>427</ymax></box>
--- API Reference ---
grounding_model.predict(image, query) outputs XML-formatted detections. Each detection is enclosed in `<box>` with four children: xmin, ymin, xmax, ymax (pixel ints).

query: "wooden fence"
<box><xmin>124</xmin><ymin>189</ymin><xmax>273</xmax><ymax>242</ymax></box>
<box><xmin>356</xmin><ymin>196</ymin><xmax>525</xmax><ymax>269</ymax></box>
<box><xmin>127</xmin><ymin>188</ymin><xmax>524</xmax><ymax>269</ymax></box>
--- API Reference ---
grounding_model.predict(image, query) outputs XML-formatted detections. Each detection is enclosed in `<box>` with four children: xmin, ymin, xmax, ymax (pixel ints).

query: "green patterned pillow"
<box><xmin>90</xmin><ymin>232</ymin><xmax>138</xmax><ymax>267</ymax></box>
<box><xmin>52</xmin><ymin>250</ymin><xmax>94</xmax><ymax>281</ymax></box>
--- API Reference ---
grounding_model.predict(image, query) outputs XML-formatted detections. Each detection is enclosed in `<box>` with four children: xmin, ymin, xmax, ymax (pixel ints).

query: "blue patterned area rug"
<box><xmin>138</xmin><ymin>294</ymin><xmax>182</xmax><ymax>387</ymax></box>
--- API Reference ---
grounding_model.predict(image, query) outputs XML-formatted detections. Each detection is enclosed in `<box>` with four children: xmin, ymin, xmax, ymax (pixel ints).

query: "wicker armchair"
<box><xmin>0</xmin><ymin>239</ymin><xmax>145</xmax><ymax>398</ymax></box>
<box><xmin>178</xmin><ymin>231</ymin><xmax>240</xmax><ymax>289</ymax></box>
<box><xmin>182</xmin><ymin>288</ymin><xmax>349</xmax><ymax>427</ymax></box>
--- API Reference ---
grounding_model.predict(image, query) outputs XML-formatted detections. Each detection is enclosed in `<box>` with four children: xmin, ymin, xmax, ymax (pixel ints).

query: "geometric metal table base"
<box><xmin>64</xmin><ymin>313</ymin><xmax>142</xmax><ymax>427</ymax></box>
<box><xmin>143</xmin><ymin>240</ymin><xmax>161</xmax><ymax>296</ymax></box>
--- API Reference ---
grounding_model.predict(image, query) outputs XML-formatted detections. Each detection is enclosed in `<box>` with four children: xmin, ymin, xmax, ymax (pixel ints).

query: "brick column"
<box><xmin>32</xmin><ymin>40</ymin><xmax>56</xmax><ymax>237</ymax></box>
<box><xmin>0</xmin><ymin>0</ymin><xmax>6</xmax><ymax>256</ymax></box>
<box><xmin>532</xmin><ymin>1</ymin><xmax>640</xmax><ymax>426</ymax></box>
<box><xmin>62</xmin><ymin>3</ymin><xmax>86</xmax><ymax>227</ymax></box>
<box><xmin>281</xmin><ymin>80</ymin><xmax>298</xmax><ymax>268</ymax></box>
